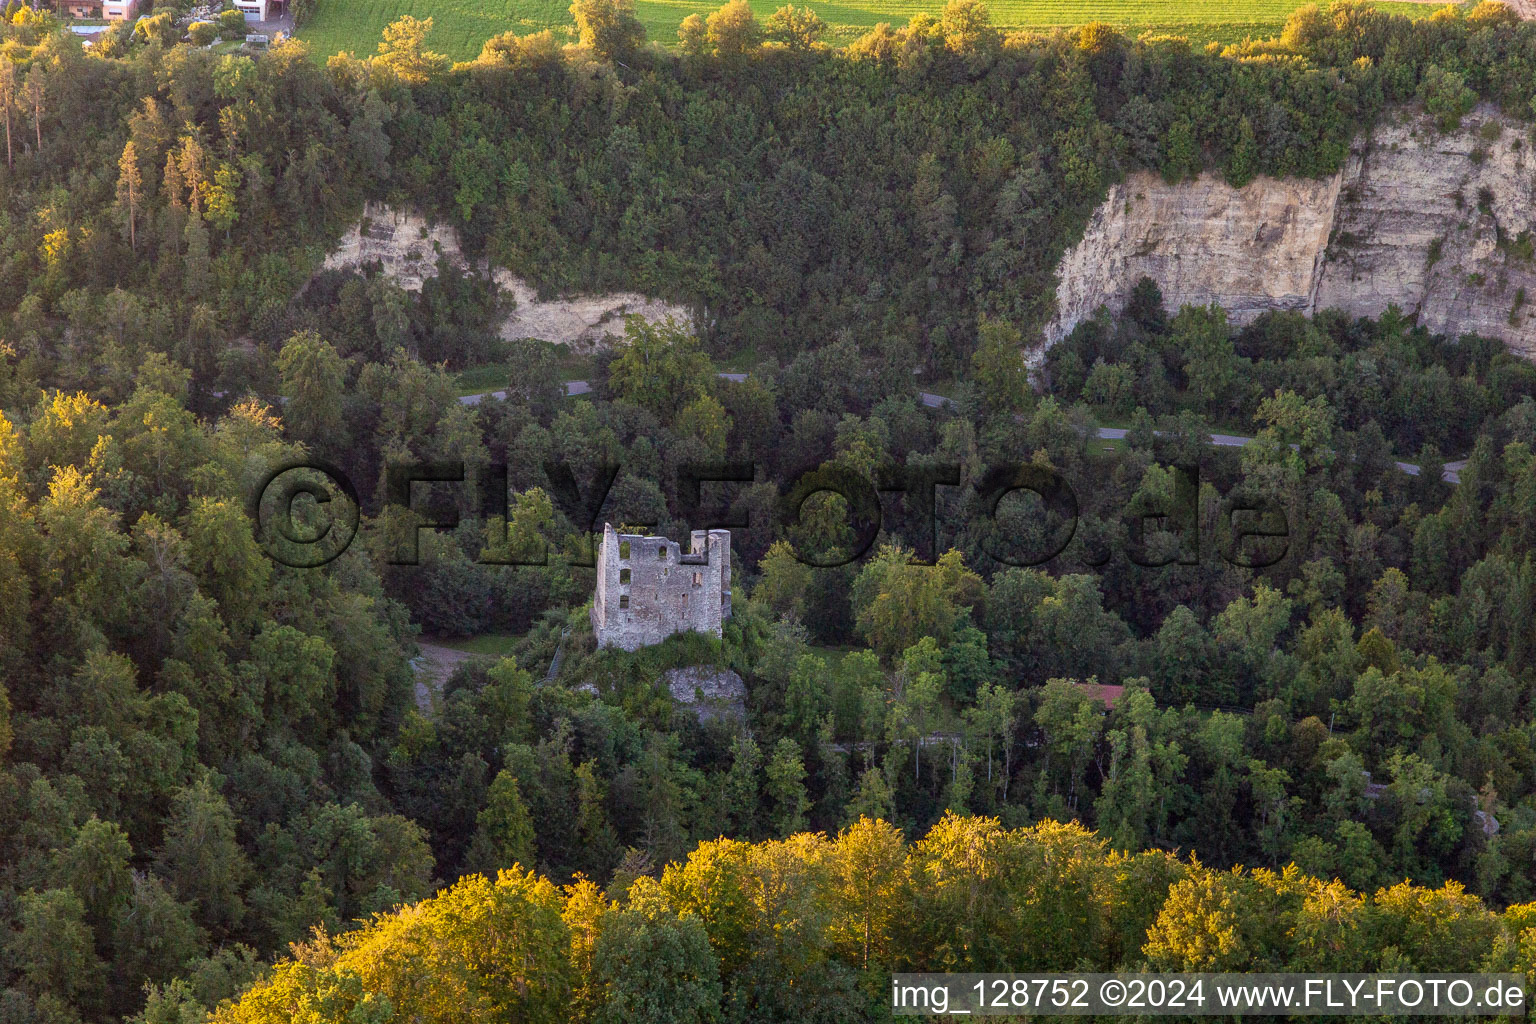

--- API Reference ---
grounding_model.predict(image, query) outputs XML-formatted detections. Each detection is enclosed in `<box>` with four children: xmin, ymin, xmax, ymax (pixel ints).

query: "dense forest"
<box><xmin>4</xmin><ymin>0</ymin><xmax>1536</xmax><ymax>1021</ymax></box>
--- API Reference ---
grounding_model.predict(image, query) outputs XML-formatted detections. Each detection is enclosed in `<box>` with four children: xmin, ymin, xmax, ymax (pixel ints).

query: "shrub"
<box><xmin>132</xmin><ymin>11</ymin><xmax>177</xmax><ymax>45</ymax></box>
<box><xmin>1418</xmin><ymin>65</ymin><xmax>1475</xmax><ymax>131</ymax></box>
<box><xmin>217</xmin><ymin>7</ymin><xmax>246</xmax><ymax>36</ymax></box>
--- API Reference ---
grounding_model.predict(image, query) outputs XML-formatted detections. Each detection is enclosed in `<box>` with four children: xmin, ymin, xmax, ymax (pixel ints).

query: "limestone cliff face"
<box><xmin>1319</xmin><ymin>110</ymin><xmax>1536</xmax><ymax>355</ymax></box>
<box><xmin>1048</xmin><ymin>171</ymin><xmax>1340</xmax><ymax>347</ymax></box>
<box><xmin>1047</xmin><ymin>107</ymin><xmax>1536</xmax><ymax>362</ymax></box>
<box><xmin>490</xmin><ymin>272</ymin><xmax>694</xmax><ymax>351</ymax></box>
<box><xmin>321</xmin><ymin>201</ymin><xmax>694</xmax><ymax>349</ymax></box>
<box><xmin>322</xmin><ymin>203</ymin><xmax>463</xmax><ymax>292</ymax></box>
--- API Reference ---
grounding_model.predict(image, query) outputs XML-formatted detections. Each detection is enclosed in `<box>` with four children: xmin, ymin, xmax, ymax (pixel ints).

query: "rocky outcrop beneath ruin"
<box><xmin>663</xmin><ymin>666</ymin><xmax>747</xmax><ymax>722</ymax></box>
<box><xmin>1047</xmin><ymin>107</ymin><xmax>1536</xmax><ymax>362</ymax></box>
<box><xmin>321</xmin><ymin>202</ymin><xmax>694</xmax><ymax>350</ymax></box>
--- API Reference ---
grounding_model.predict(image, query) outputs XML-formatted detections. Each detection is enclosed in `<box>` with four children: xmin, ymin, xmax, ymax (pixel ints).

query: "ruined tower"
<box><xmin>591</xmin><ymin>524</ymin><xmax>732</xmax><ymax>651</ymax></box>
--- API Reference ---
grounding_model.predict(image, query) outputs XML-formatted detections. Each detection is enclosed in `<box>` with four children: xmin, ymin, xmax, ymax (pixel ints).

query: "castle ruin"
<box><xmin>591</xmin><ymin>524</ymin><xmax>731</xmax><ymax>651</ymax></box>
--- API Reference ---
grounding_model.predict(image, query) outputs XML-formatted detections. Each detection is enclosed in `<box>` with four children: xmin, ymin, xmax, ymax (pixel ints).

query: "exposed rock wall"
<box><xmin>490</xmin><ymin>272</ymin><xmax>693</xmax><ymax>350</ymax></box>
<box><xmin>1047</xmin><ymin>107</ymin><xmax>1536</xmax><ymax>362</ymax></box>
<box><xmin>1048</xmin><ymin>172</ymin><xmax>1341</xmax><ymax>346</ymax></box>
<box><xmin>321</xmin><ymin>202</ymin><xmax>694</xmax><ymax>350</ymax></box>
<box><xmin>322</xmin><ymin>203</ymin><xmax>464</xmax><ymax>292</ymax></box>
<box><xmin>1319</xmin><ymin>110</ymin><xmax>1536</xmax><ymax>354</ymax></box>
<box><xmin>662</xmin><ymin>667</ymin><xmax>747</xmax><ymax>722</ymax></box>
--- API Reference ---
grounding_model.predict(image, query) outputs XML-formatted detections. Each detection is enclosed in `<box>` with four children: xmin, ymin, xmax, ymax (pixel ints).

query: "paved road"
<box><xmin>460</xmin><ymin>378</ymin><xmax>1462</xmax><ymax>484</ymax></box>
<box><xmin>461</xmin><ymin>373</ymin><xmax>951</xmax><ymax>407</ymax></box>
<box><xmin>1094</xmin><ymin>428</ymin><xmax>1464</xmax><ymax>484</ymax></box>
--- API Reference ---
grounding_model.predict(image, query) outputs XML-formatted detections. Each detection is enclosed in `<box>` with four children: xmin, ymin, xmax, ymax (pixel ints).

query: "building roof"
<box><xmin>1074</xmin><ymin>681</ymin><xmax>1125</xmax><ymax>709</ymax></box>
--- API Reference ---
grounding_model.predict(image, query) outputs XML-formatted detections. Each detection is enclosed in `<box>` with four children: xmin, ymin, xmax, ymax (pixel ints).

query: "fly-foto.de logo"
<box><xmin>250</xmin><ymin>458</ymin><xmax>1290</xmax><ymax>571</ymax></box>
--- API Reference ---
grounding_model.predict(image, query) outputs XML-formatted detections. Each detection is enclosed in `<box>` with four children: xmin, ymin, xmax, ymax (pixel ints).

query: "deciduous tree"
<box><xmin>765</xmin><ymin>5</ymin><xmax>825</xmax><ymax>49</ymax></box>
<box><xmin>375</xmin><ymin>16</ymin><xmax>450</xmax><ymax>83</ymax></box>
<box><xmin>570</xmin><ymin>0</ymin><xmax>646</xmax><ymax>63</ymax></box>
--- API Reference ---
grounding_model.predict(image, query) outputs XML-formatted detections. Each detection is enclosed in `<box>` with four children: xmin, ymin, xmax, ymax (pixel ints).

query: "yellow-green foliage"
<box><xmin>214</xmin><ymin>868</ymin><xmax>573</xmax><ymax>1024</ymax></box>
<box><xmin>216</xmin><ymin>816</ymin><xmax>1536</xmax><ymax>1022</ymax></box>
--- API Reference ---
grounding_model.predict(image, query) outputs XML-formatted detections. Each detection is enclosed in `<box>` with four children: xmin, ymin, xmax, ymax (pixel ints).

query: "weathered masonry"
<box><xmin>591</xmin><ymin>524</ymin><xmax>732</xmax><ymax>651</ymax></box>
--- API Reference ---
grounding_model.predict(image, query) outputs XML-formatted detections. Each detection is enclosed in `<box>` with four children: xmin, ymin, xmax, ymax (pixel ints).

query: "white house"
<box><xmin>233</xmin><ymin>0</ymin><xmax>268</xmax><ymax>21</ymax></box>
<box><xmin>101</xmin><ymin>0</ymin><xmax>138</xmax><ymax>20</ymax></box>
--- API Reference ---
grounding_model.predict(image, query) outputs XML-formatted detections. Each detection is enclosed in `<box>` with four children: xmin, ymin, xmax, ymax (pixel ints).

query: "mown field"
<box><xmin>299</xmin><ymin>0</ymin><xmax>1451</xmax><ymax>61</ymax></box>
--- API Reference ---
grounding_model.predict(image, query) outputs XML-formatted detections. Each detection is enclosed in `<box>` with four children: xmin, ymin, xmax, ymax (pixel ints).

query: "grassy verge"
<box><xmin>455</xmin><ymin>364</ymin><xmax>514</xmax><ymax>396</ymax></box>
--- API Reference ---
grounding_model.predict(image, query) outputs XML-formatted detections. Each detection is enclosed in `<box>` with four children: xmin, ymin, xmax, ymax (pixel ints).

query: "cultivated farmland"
<box><xmin>298</xmin><ymin>0</ymin><xmax>1450</xmax><ymax>61</ymax></box>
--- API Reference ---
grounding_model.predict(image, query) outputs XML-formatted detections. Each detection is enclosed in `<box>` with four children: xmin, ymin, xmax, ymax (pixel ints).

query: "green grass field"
<box><xmin>428</xmin><ymin>633</ymin><xmax>523</xmax><ymax>656</ymax></box>
<box><xmin>299</xmin><ymin>0</ymin><xmax>1448</xmax><ymax>61</ymax></box>
<box><xmin>453</xmin><ymin>343</ymin><xmax>595</xmax><ymax>397</ymax></box>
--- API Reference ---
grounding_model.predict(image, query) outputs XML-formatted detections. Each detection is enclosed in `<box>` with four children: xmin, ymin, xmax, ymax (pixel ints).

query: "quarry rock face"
<box><xmin>1047</xmin><ymin>107</ymin><xmax>1536</xmax><ymax>363</ymax></box>
<box><xmin>322</xmin><ymin>203</ymin><xmax>464</xmax><ymax>292</ymax></box>
<box><xmin>490</xmin><ymin>272</ymin><xmax>694</xmax><ymax>352</ymax></box>
<box><xmin>322</xmin><ymin>202</ymin><xmax>694</xmax><ymax>349</ymax></box>
<box><xmin>1049</xmin><ymin>170</ymin><xmax>1340</xmax><ymax>349</ymax></box>
<box><xmin>1319</xmin><ymin>109</ymin><xmax>1536</xmax><ymax>356</ymax></box>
